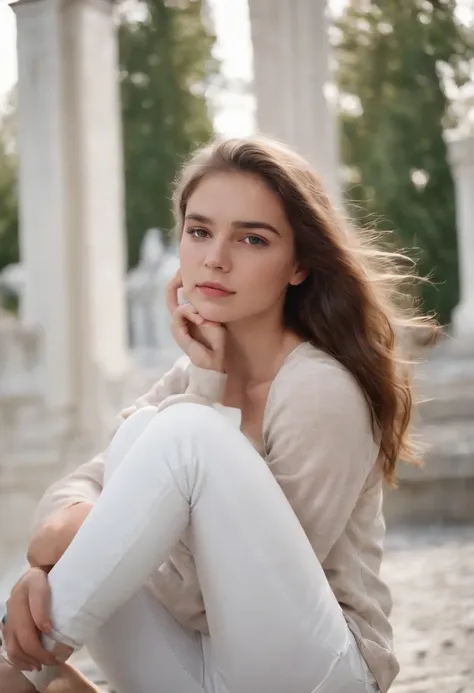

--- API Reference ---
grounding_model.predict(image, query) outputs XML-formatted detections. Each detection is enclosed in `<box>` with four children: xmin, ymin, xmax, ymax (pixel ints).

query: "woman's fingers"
<box><xmin>28</xmin><ymin>571</ymin><xmax>52</xmax><ymax>635</ymax></box>
<box><xmin>5</xmin><ymin>608</ymin><xmax>54</xmax><ymax>671</ymax></box>
<box><xmin>172</xmin><ymin>305</ymin><xmax>203</xmax><ymax>346</ymax></box>
<box><xmin>167</xmin><ymin>282</ymin><xmax>226</xmax><ymax>371</ymax></box>
<box><xmin>166</xmin><ymin>270</ymin><xmax>183</xmax><ymax>314</ymax></box>
<box><xmin>14</xmin><ymin>602</ymin><xmax>57</xmax><ymax>668</ymax></box>
<box><xmin>173</xmin><ymin>304</ymin><xmax>203</xmax><ymax>329</ymax></box>
<box><xmin>4</xmin><ymin>569</ymin><xmax>58</xmax><ymax>670</ymax></box>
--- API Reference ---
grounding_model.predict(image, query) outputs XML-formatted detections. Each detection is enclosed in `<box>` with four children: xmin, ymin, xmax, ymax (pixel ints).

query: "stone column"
<box><xmin>448</xmin><ymin>135</ymin><xmax>474</xmax><ymax>338</ymax></box>
<box><xmin>14</xmin><ymin>0</ymin><xmax>73</xmax><ymax>410</ymax></box>
<box><xmin>248</xmin><ymin>0</ymin><xmax>340</xmax><ymax>204</ymax></box>
<box><xmin>13</xmin><ymin>0</ymin><xmax>129</xmax><ymax>439</ymax></box>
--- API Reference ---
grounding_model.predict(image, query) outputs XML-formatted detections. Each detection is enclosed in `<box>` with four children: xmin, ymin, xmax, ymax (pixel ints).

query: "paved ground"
<box><xmin>383</xmin><ymin>525</ymin><xmax>474</xmax><ymax>693</ymax></box>
<box><xmin>71</xmin><ymin>524</ymin><xmax>474</xmax><ymax>692</ymax></box>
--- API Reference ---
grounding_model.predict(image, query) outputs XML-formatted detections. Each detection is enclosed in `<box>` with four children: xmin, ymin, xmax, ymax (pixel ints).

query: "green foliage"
<box><xmin>119</xmin><ymin>0</ymin><xmax>218</xmax><ymax>268</ymax></box>
<box><xmin>336</xmin><ymin>0</ymin><xmax>473</xmax><ymax>324</ymax></box>
<box><xmin>0</xmin><ymin>130</ymin><xmax>19</xmax><ymax>272</ymax></box>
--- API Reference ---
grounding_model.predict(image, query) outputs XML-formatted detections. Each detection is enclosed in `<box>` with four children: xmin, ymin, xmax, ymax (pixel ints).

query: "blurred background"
<box><xmin>0</xmin><ymin>1</ymin><xmax>473</xmax><ymax>691</ymax></box>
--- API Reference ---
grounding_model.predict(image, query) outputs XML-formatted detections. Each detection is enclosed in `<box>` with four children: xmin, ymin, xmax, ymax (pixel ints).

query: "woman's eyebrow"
<box><xmin>184</xmin><ymin>214</ymin><xmax>281</xmax><ymax>236</ymax></box>
<box><xmin>233</xmin><ymin>220</ymin><xmax>281</xmax><ymax>236</ymax></box>
<box><xmin>185</xmin><ymin>213</ymin><xmax>213</xmax><ymax>225</ymax></box>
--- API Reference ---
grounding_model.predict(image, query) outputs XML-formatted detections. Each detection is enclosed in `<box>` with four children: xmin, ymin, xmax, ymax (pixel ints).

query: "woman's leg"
<box><xmin>87</xmin><ymin>408</ymin><xmax>214</xmax><ymax>693</ymax></box>
<box><xmin>85</xmin><ymin>587</ymin><xmax>217</xmax><ymax>693</ymax></box>
<box><xmin>20</xmin><ymin>403</ymin><xmax>369</xmax><ymax>693</ymax></box>
<box><xmin>9</xmin><ymin>407</ymin><xmax>214</xmax><ymax>693</ymax></box>
<box><xmin>0</xmin><ymin>409</ymin><xmax>155</xmax><ymax>693</ymax></box>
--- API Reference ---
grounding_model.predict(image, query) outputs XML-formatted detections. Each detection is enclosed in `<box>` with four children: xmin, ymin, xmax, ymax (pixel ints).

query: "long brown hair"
<box><xmin>173</xmin><ymin>136</ymin><xmax>430</xmax><ymax>485</ymax></box>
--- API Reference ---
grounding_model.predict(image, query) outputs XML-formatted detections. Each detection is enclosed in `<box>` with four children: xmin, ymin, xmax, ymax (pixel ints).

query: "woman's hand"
<box><xmin>3</xmin><ymin>503</ymin><xmax>94</xmax><ymax>671</ymax></box>
<box><xmin>167</xmin><ymin>271</ymin><xmax>226</xmax><ymax>373</ymax></box>
<box><xmin>27</xmin><ymin>502</ymin><xmax>94</xmax><ymax>569</ymax></box>
<box><xmin>3</xmin><ymin>568</ymin><xmax>58</xmax><ymax>671</ymax></box>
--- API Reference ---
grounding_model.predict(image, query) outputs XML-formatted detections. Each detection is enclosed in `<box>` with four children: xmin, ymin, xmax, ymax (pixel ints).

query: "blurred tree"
<box><xmin>119</xmin><ymin>0</ymin><xmax>218</xmax><ymax>268</ymax></box>
<box><xmin>336</xmin><ymin>0</ymin><xmax>473</xmax><ymax>324</ymax></box>
<box><xmin>0</xmin><ymin>101</ymin><xmax>19</xmax><ymax>272</ymax></box>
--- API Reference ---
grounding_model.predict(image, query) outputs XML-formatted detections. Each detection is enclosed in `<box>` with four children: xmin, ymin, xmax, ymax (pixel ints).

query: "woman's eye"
<box><xmin>244</xmin><ymin>235</ymin><xmax>267</xmax><ymax>246</ymax></box>
<box><xmin>187</xmin><ymin>227</ymin><xmax>209</xmax><ymax>239</ymax></box>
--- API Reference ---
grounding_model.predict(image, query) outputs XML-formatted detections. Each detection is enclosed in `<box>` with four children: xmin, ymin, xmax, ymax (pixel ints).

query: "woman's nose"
<box><xmin>204</xmin><ymin>242</ymin><xmax>231</xmax><ymax>271</ymax></box>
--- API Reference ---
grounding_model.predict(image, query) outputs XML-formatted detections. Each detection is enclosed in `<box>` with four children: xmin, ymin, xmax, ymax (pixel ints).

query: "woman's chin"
<box><xmin>202</xmin><ymin>311</ymin><xmax>230</xmax><ymax>324</ymax></box>
<box><xmin>192</xmin><ymin>301</ymin><xmax>231</xmax><ymax>324</ymax></box>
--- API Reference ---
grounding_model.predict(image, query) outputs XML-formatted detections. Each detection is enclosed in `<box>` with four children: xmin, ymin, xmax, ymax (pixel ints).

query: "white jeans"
<box><xmin>25</xmin><ymin>403</ymin><xmax>378</xmax><ymax>693</ymax></box>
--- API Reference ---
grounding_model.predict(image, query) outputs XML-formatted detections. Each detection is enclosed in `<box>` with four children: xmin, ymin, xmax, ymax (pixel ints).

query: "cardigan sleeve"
<box><xmin>31</xmin><ymin>356</ymin><xmax>228</xmax><ymax>533</ymax></box>
<box><xmin>263</xmin><ymin>357</ymin><xmax>380</xmax><ymax>564</ymax></box>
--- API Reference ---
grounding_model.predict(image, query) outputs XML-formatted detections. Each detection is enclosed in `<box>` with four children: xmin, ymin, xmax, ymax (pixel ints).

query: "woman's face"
<box><xmin>179</xmin><ymin>172</ymin><xmax>306</xmax><ymax>325</ymax></box>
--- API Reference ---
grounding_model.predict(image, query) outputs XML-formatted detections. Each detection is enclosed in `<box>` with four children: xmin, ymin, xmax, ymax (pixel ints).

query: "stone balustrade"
<box><xmin>0</xmin><ymin>312</ymin><xmax>41</xmax><ymax>402</ymax></box>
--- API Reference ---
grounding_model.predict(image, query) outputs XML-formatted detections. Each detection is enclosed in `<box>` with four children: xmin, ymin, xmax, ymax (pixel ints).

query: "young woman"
<box><xmin>0</xmin><ymin>136</ymin><xmax>422</xmax><ymax>693</ymax></box>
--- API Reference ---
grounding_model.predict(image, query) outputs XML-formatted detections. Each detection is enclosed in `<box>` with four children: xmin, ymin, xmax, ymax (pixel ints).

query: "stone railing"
<box><xmin>0</xmin><ymin>312</ymin><xmax>41</xmax><ymax>400</ymax></box>
<box><xmin>0</xmin><ymin>312</ymin><xmax>43</xmax><ymax>457</ymax></box>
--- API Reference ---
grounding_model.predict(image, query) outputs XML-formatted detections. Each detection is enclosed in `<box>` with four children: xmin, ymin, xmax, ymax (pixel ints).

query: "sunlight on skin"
<box><xmin>0</xmin><ymin>653</ymin><xmax>99</xmax><ymax>692</ymax></box>
<box><xmin>45</xmin><ymin>664</ymin><xmax>100</xmax><ymax>693</ymax></box>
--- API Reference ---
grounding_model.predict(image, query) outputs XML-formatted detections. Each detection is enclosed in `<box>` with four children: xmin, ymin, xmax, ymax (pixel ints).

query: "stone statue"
<box><xmin>126</xmin><ymin>229</ymin><xmax>180</xmax><ymax>366</ymax></box>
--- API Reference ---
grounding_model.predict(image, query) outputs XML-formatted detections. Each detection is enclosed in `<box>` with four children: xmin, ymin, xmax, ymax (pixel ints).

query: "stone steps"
<box><xmin>383</xmin><ymin>343</ymin><xmax>474</xmax><ymax>525</ymax></box>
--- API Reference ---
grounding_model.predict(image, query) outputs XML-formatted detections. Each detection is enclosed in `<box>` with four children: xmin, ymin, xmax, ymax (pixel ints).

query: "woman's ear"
<box><xmin>289</xmin><ymin>265</ymin><xmax>308</xmax><ymax>287</ymax></box>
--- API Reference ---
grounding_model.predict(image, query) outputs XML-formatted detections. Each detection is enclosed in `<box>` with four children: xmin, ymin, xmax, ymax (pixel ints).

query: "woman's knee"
<box><xmin>105</xmin><ymin>406</ymin><xmax>159</xmax><ymax>481</ymax></box>
<box><xmin>107</xmin><ymin>402</ymin><xmax>239</xmax><ymax>487</ymax></box>
<box><xmin>106</xmin><ymin>403</ymin><xmax>218</xmax><ymax>469</ymax></box>
<box><xmin>160</xmin><ymin>401</ymin><xmax>222</xmax><ymax>428</ymax></box>
<box><xmin>148</xmin><ymin>402</ymin><xmax>234</xmax><ymax>451</ymax></box>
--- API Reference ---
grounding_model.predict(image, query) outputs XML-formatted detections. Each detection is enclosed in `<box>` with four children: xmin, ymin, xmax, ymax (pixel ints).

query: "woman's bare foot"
<box><xmin>0</xmin><ymin>655</ymin><xmax>36</xmax><ymax>693</ymax></box>
<box><xmin>45</xmin><ymin>663</ymin><xmax>101</xmax><ymax>693</ymax></box>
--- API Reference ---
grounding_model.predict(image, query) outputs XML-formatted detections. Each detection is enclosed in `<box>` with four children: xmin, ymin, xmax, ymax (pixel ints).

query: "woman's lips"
<box><xmin>196</xmin><ymin>285</ymin><xmax>233</xmax><ymax>298</ymax></box>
